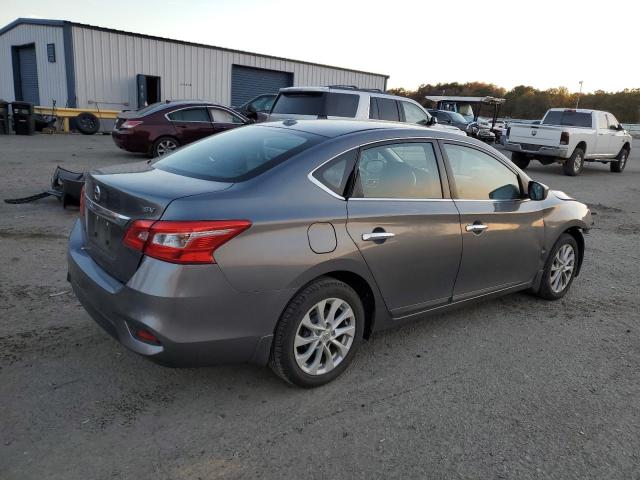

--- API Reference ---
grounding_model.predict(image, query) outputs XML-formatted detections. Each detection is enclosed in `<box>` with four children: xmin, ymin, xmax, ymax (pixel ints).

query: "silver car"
<box><xmin>68</xmin><ymin>120</ymin><xmax>592</xmax><ymax>387</ymax></box>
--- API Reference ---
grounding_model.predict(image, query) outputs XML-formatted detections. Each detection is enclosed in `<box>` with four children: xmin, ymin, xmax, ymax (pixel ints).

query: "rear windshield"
<box><xmin>271</xmin><ymin>92</ymin><xmax>359</xmax><ymax>117</ymax></box>
<box><xmin>153</xmin><ymin>125</ymin><xmax>323</xmax><ymax>182</ymax></box>
<box><xmin>542</xmin><ymin>111</ymin><xmax>592</xmax><ymax>128</ymax></box>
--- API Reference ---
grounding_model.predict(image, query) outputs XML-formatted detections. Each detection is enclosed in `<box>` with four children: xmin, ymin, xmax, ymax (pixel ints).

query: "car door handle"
<box><xmin>465</xmin><ymin>224</ymin><xmax>488</xmax><ymax>233</ymax></box>
<box><xmin>362</xmin><ymin>232</ymin><xmax>395</xmax><ymax>241</ymax></box>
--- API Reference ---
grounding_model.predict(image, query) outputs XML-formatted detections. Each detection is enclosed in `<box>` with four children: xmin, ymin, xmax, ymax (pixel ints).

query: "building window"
<box><xmin>47</xmin><ymin>43</ymin><xmax>56</xmax><ymax>63</ymax></box>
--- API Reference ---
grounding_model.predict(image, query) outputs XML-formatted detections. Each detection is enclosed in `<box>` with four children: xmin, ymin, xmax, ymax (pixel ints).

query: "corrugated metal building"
<box><xmin>0</xmin><ymin>18</ymin><xmax>388</xmax><ymax>110</ymax></box>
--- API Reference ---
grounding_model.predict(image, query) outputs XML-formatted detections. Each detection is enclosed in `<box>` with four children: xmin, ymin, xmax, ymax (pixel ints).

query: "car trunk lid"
<box><xmin>83</xmin><ymin>162</ymin><xmax>232</xmax><ymax>283</ymax></box>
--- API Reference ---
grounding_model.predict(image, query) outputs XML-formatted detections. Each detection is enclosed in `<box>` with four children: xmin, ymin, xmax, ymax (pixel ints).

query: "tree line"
<box><xmin>387</xmin><ymin>82</ymin><xmax>640</xmax><ymax>123</ymax></box>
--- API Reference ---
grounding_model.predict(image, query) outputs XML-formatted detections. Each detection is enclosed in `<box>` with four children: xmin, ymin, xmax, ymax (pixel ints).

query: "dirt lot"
<box><xmin>1</xmin><ymin>133</ymin><xmax>639</xmax><ymax>479</ymax></box>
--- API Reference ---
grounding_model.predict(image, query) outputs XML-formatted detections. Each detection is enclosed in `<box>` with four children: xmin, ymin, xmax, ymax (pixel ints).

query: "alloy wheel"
<box><xmin>157</xmin><ymin>140</ymin><xmax>177</xmax><ymax>156</ymax></box>
<box><xmin>550</xmin><ymin>244</ymin><xmax>575</xmax><ymax>293</ymax></box>
<box><xmin>620</xmin><ymin>151</ymin><xmax>628</xmax><ymax>168</ymax></box>
<box><xmin>294</xmin><ymin>298</ymin><xmax>355</xmax><ymax>375</ymax></box>
<box><xmin>573</xmin><ymin>154</ymin><xmax>583</xmax><ymax>174</ymax></box>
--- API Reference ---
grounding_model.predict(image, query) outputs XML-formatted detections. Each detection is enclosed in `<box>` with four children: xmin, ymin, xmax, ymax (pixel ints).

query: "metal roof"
<box><xmin>0</xmin><ymin>18</ymin><xmax>389</xmax><ymax>79</ymax></box>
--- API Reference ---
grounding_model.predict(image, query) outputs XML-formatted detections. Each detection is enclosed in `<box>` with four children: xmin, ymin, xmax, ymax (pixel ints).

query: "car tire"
<box><xmin>76</xmin><ymin>112</ymin><xmax>100</xmax><ymax>135</ymax></box>
<box><xmin>270</xmin><ymin>277</ymin><xmax>365</xmax><ymax>388</ymax></box>
<box><xmin>562</xmin><ymin>148</ymin><xmax>585</xmax><ymax>176</ymax></box>
<box><xmin>511</xmin><ymin>152</ymin><xmax>530</xmax><ymax>169</ymax></box>
<box><xmin>536</xmin><ymin>233</ymin><xmax>579</xmax><ymax>300</ymax></box>
<box><xmin>610</xmin><ymin>147</ymin><xmax>629</xmax><ymax>173</ymax></box>
<box><xmin>151</xmin><ymin>136</ymin><xmax>180</xmax><ymax>157</ymax></box>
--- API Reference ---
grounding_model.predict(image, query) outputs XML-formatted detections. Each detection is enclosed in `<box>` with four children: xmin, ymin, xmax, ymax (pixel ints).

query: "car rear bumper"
<box><xmin>111</xmin><ymin>130</ymin><xmax>151</xmax><ymax>154</ymax></box>
<box><xmin>67</xmin><ymin>219</ymin><xmax>289</xmax><ymax>367</ymax></box>
<box><xmin>503</xmin><ymin>141</ymin><xmax>569</xmax><ymax>158</ymax></box>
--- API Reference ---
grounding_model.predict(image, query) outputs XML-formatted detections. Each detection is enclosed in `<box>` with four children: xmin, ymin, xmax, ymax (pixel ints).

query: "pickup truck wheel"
<box><xmin>510</xmin><ymin>152</ymin><xmax>530</xmax><ymax>169</ymax></box>
<box><xmin>610</xmin><ymin>148</ymin><xmax>629</xmax><ymax>173</ymax></box>
<box><xmin>563</xmin><ymin>148</ymin><xmax>585</xmax><ymax>176</ymax></box>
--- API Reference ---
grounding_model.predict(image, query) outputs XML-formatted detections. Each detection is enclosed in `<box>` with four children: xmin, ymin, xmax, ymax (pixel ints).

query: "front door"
<box><xmin>606</xmin><ymin>113</ymin><xmax>626</xmax><ymax>156</ymax></box>
<box><xmin>346</xmin><ymin>141</ymin><xmax>462</xmax><ymax>315</ymax></box>
<box><xmin>440</xmin><ymin>142</ymin><xmax>545</xmax><ymax>300</ymax></box>
<box><xmin>166</xmin><ymin>106</ymin><xmax>215</xmax><ymax>145</ymax></box>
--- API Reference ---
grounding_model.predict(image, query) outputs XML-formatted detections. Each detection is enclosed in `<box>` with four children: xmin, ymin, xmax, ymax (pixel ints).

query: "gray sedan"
<box><xmin>68</xmin><ymin>120</ymin><xmax>592</xmax><ymax>387</ymax></box>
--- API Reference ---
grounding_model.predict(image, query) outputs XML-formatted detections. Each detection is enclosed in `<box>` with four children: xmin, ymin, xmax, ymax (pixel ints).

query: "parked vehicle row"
<box><xmin>504</xmin><ymin>108</ymin><xmax>632</xmax><ymax>176</ymax></box>
<box><xmin>428</xmin><ymin>109</ymin><xmax>496</xmax><ymax>142</ymax></box>
<box><xmin>73</xmin><ymin>120</ymin><xmax>592</xmax><ymax>387</ymax></box>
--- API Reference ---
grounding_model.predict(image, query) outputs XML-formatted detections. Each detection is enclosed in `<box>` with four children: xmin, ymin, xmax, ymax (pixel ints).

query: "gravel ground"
<box><xmin>1</xmin><ymin>133</ymin><xmax>639</xmax><ymax>479</ymax></box>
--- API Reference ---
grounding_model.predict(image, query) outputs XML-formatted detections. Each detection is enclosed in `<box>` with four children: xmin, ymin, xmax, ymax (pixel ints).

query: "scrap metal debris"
<box><xmin>4</xmin><ymin>166</ymin><xmax>85</xmax><ymax>208</ymax></box>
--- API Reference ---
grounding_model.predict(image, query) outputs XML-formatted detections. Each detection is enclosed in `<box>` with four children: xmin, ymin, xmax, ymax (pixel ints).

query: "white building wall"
<box><xmin>71</xmin><ymin>25</ymin><xmax>387</xmax><ymax>109</ymax></box>
<box><xmin>0</xmin><ymin>24</ymin><xmax>68</xmax><ymax>106</ymax></box>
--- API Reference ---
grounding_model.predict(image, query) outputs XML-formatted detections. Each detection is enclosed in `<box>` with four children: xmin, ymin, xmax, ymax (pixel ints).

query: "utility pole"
<box><xmin>575</xmin><ymin>81</ymin><xmax>584</xmax><ymax>108</ymax></box>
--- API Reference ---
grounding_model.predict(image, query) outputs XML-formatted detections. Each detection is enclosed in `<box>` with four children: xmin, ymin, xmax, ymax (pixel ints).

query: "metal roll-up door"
<box><xmin>231</xmin><ymin>65</ymin><xmax>293</xmax><ymax>107</ymax></box>
<box><xmin>17</xmin><ymin>45</ymin><xmax>40</xmax><ymax>105</ymax></box>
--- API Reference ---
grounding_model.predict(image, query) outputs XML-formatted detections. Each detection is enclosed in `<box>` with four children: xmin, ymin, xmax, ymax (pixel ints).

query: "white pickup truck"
<box><xmin>504</xmin><ymin>108</ymin><xmax>632</xmax><ymax>176</ymax></box>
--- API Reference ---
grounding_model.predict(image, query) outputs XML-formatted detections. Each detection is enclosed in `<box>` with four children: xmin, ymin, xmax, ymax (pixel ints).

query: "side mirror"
<box><xmin>247</xmin><ymin>104</ymin><xmax>257</xmax><ymax>114</ymax></box>
<box><xmin>427</xmin><ymin>116</ymin><xmax>438</xmax><ymax>126</ymax></box>
<box><xmin>528</xmin><ymin>181</ymin><xmax>549</xmax><ymax>201</ymax></box>
<box><xmin>610</xmin><ymin>124</ymin><xmax>622</xmax><ymax>131</ymax></box>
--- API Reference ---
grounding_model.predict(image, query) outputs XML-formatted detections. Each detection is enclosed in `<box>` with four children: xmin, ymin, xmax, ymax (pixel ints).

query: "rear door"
<box><xmin>209</xmin><ymin>107</ymin><xmax>246</xmax><ymax>134</ymax></box>
<box><xmin>346</xmin><ymin>141</ymin><xmax>462</xmax><ymax>315</ymax></box>
<box><xmin>440</xmin><ymin>142</ymin><xmax>544</xmax><ymax>300</ymax></box>
<box><xmin>166</xmin><ymin>107</ymin><xmax>215</xmax><ymax>145</ymax></box>
<box><xmin>595</xmin><ymin>112</ymin><xmax>612</xmax><ymax>155</ymax></box>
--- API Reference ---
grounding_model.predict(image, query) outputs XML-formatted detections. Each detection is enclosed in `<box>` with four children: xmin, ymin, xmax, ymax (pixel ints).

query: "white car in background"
<box><xmin>267</xmin><ymin>86</ymin><xmax>466</xmax><ymax>136</ymax></box>
<box><xmin>505</xmin><ymin>108</ymin><xmax>632</xmax><ymax>176</ymax></box>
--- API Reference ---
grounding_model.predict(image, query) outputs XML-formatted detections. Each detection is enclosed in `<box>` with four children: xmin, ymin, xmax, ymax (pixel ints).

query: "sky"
<box><xmin>2</xmin><ymin>0</ymin><xmax>637</xmax><ymax>93</ymax></box>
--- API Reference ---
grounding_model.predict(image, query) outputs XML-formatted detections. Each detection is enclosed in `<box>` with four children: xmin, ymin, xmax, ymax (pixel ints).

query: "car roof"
<box><xmin>134</xmin><ymin>100</ymin><xmax>227</xmax><ymax>115</ymax></box>
<box><xmin>256</xmin><ymin>119</ymin><xmax>466</xmax><ymax>140</ymax></box>
<box><xmin>278</xmin><ymin>86</ymin><xmax>416</xmax><ymax>102</ymax></box>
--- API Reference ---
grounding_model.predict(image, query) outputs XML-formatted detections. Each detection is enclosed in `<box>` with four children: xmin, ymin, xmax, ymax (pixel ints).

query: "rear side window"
<box><xmin>443</xmin><ymin>143</ymin><xmax>520</xmax><ymax>200</ymax></box>
<box><xmin>353</xmin><ymin>142</ymin><xmax>442</xmax><ymax>199</ymax></box>
<box><xmin>167</xmin><ymin>107</ymin><xmax>210</xmax><ymax>122</ymax></box>
<box><xmin>542</xmin><ymin>111</ymin><xmax>592</xmax><ymax>128</ymax></box>
<box><xmin>375</xmin><ymin>98</ymin><xmax>400</xmax><ymax>122</ymax></box>
<box><xmin>154</xmin><ymin>125</ymin><xmax>322</xmax><ymax>182</ymax></box>
<box><xmin>312</xmin><ymin>150</ymin><xmax>358</xmax><ymax>197</ymax></box>
<box><xmin>271</xmin><ymin>92</ymin><xmax>358</xmax><ymax>117</ymax></box>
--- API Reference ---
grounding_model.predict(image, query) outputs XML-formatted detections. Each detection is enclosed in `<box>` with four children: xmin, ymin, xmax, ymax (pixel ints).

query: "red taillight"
<box><xmin>560</xmin><ymin>131</ymin><xmax>570</xmax><ymax>145</ymax></box>
<box><xmin>79</xmin><ymin>185</ymin><xmax>86</xmax><ymax>217</ymax></box>
<box><xmin>133</xmin><ymin>328</ymin><xmax>161</xmax><ymax>345</ymax></box>
<box><xmin>123</xmin><ymin>220</ymin><xmax>251</xmax><ymax>264</ymax></box>
<box><xmin>121</xmin><ymin>120</ymin><xmax>143</xmax><ymax>129</ymax></box>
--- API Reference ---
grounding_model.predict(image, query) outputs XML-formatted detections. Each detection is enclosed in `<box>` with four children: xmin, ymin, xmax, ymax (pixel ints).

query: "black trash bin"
<box><xmin>12</xmin><ymin>101</ymin><xmax>35</xmax><ymax>135</ymax></box>
<box><xmin>0</xmin><ymin>99</ymin><xmax>9</xmax><ymax>135</ymax></box>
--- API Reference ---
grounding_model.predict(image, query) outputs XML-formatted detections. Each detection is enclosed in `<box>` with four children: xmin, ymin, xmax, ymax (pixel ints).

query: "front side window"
<box><xmin>443</xmin><ymin>144</ymin><xmax>521</xmax><ymax>200</ymax></box>
<box><xmin>353</xmin><ymin>142</ymin><xmax>442</xmax><ymax>199</ymax></box>
<box><xmin>401</xmin><ymin>101</ymin><xmax>430</xmax><ymax>125</ymax></box>
<box><xmin>606</xmin><ymin>113</ymin><xmax>620</xmax><ymax>128</ymax></box>
<box><xmin>210</xmin><ymin>108</ymin><xmax>244</xmax><ymax>124</ymax></box>
<box><xmin>312</xmin><ymin>150</ymin><xmax>358</xmax><ymax>197</ymax></box>
<box><xmin>154</xmin><ymin>125</ymin><xmax>322</xmax><ymax>182</ymax></box>
<box><xmin>167</xmin><ymin>107</ymin><xmax>210</xmax><ymax>122</ymax></box>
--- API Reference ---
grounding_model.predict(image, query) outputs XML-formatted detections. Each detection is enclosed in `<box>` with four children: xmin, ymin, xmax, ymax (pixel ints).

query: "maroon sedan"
<box><xmin>112</xmin><ymin>101</ymin><xmax>250</xmax><ymax>157</ymax></box>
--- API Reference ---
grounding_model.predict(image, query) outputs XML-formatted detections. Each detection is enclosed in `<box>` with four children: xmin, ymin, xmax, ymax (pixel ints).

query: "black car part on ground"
<box><xmin>4</xmin><ymin>166</ymin><xmax>85</xmax><ymax>208</ymax></box>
